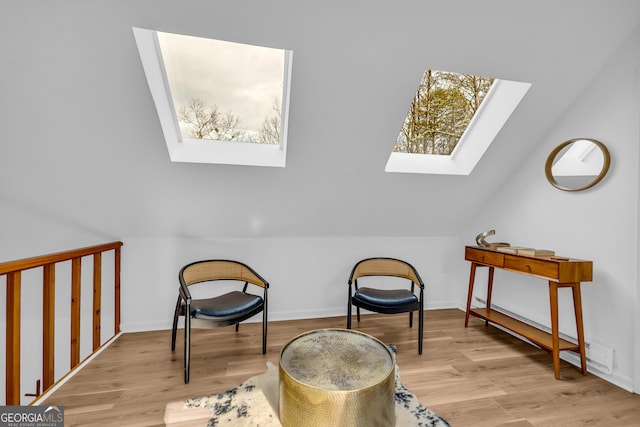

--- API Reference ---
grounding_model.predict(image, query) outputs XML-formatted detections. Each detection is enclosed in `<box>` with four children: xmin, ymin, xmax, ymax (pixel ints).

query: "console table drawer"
<box><xmin>504</xmin><ymin>255</ymin><xmax>558</xmax><ymax>279</ymax></box>
<box><xmin>465</xmin><ymin>247</ymin><xmax>504</xmax><ymax>267</ymax></box>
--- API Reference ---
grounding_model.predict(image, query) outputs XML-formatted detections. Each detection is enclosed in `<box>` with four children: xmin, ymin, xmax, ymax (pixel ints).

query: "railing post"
<box><xmin>6</xmin><ymin>271</ymin><xmax>21</xmax><ymax>405</ymax></box>
<box><xmin>70</xmin><ymin>257</ymin><xmax>81</xmax><ymax>369</ymax></box>
<box><xmin>43</xmin><ymin>264</ymin><xmax>55</xmax><ymax>391</ymax></box>
<box><xmin>93</xmin><ymin>253</ymin><xmax>102</xmax><ymax>351</ymax></box>
<box><xmin>114</xmin><ymin>246</ymin><xmax>121</xmax><ymax>334</ymax></box>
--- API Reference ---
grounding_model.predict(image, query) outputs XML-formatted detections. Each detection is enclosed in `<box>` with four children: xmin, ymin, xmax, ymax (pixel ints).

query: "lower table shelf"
<box><xmin>468</xmin><ymin>307</ymin><xmax>580</xmax><ymax>353</ymax></box>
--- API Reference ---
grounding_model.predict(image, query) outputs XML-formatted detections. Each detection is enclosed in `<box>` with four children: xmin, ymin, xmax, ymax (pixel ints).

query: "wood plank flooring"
<box><xmin>40</xmin><ymin>309</ymin><xmax>640</xmax><ymax>426</ymax></box>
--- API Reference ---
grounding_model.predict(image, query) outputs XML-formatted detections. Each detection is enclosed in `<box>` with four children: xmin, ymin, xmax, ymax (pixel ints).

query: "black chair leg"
<box><xmin>346</xmin><ymin>286</ymin><xmax>353</xmax><ymax>329</ymax></box>
<box><xmin>184</xmin><ymin>312</ymin><xmax>191</xmax><ymax>384</ymax></box>
<box><xmin>409</xmin><ymin>311</ymin><xmax>413</xmax><ymax>328</ymax></box>
<box><xmin>262</xmin><ymin>310</ymin><xmax>268</xmax><ymax>355</ymax></box>
<box><xmin>262</xmin><ymin>292</ymin><xmax>268</xmax><ymax>354</ymax></box>
<box><xmin>171</xmin><ymin>296</ymin><xmax>181</xmax><ymax>351</ymax></box>
<box><xmin>418</xmin><ymin>308</ymin><xmax>424</xmax><ymax>355</ymax></box>
<box><xmin>356</xmin><ymin>306</ymin><xmax>361</xmax><ymax>322</ymax></box>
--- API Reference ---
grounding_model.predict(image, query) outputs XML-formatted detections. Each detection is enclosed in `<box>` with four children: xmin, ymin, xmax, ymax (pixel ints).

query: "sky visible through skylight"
<box><xmin>157</xmin><ymin>32</ymin><xmax>285</xmax><ymax>140</ymax></box>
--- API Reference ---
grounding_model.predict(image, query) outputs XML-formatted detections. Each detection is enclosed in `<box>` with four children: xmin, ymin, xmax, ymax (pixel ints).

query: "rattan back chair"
<box><xmin>171</xmin><ymin>260</ymin><xmax>269</xmax><ymax>383</ymax></box>
<box><xmin>347</xmin><ymin>257</ymin><xmax>425</xmax><ymax>354</ymax></box>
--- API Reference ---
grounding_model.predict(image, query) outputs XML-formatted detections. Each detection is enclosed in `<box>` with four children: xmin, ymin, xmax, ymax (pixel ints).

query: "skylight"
<box><xmin>386</xmin><ymin>69</ymin><xmax>530</xmax><ymax>175</ymax></box>
<box><xmin>133</xmin><ymin>28</ymin><xmax>293</xmax><ymax>167</ymax></box>
<box><xmin>394</xmin><ymin>70</ymin><xmax>494</xmax><ymax>156</ymax></box>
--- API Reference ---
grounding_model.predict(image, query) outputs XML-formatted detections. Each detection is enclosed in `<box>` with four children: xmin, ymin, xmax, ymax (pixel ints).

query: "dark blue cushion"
<box><xmin>354</xmin><ymin>287</ymin><xmax>418</xmax><ymax>308</ymax></box>
<box><xmin>190</xmin><ymin>291</ymin><xmax>263</xmax><ymax>320</ymax></box>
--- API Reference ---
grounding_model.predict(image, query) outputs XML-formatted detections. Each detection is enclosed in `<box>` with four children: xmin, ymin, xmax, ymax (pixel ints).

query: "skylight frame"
<box><xmin>133</xmin><ymin>27</ymin><xmax>293</xmax><ymax>167</ymax></box>
<box><xmin>385</xmin><ymin>78</ymin><xmax>531</xmax><ymax>175</ymax></box>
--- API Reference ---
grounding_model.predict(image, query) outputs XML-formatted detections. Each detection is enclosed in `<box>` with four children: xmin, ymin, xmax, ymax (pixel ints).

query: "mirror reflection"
<box><xmin>545</xmin><ymin>138</ymin><xmax>610</xmax><ymax>192</ymax></box>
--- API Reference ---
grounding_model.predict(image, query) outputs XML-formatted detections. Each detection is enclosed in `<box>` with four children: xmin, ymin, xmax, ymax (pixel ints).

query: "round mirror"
<box><xmin>545</xmin><ymin>138</ymin><xmax>610</xmax><ymax>192</ymax></box>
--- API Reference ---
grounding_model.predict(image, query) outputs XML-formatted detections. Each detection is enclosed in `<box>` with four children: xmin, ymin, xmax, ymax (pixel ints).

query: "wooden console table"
<box><xmin>464</xmin><ymin>245</ymin><xmax>593</xmax><ymax>379</ymax></box>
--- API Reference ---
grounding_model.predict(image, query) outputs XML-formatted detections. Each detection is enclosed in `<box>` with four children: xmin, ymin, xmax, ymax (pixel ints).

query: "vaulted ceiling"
<box><xmin>1</xmin><ymin>1</ymin><xmax>639</xmax><ymax>238</ymax></box>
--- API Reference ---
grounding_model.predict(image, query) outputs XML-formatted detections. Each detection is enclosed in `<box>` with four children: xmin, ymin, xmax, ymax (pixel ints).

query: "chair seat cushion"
<box><xmin>190</xmin><ymin>291</ymin><xmax>264</xmax><ymax>321</ymax></box>
<box><xmin>353</xmin><ymin>287</ymin><xmax>419</xmax><ymax>312</ymax></box>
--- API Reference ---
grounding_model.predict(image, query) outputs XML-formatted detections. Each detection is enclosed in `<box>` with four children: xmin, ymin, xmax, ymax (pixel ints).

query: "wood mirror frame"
<box><xmin>545</xmin><ymin>138</ymin><xmax>611</xmax><ymax>192</ymax></box>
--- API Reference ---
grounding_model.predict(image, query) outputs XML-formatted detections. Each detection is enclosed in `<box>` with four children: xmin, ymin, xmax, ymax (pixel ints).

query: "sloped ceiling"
<box><xmin>1</xmin><ymin>0</ymin><xmax>639</xmax><ymax>238</ymax></box>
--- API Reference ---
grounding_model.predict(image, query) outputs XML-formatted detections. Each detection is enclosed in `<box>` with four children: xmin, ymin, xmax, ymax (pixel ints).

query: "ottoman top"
<box><xmin>280</xmin><ymin>328</ymin><xmax>394</xmax><ymax>391</ymax></box>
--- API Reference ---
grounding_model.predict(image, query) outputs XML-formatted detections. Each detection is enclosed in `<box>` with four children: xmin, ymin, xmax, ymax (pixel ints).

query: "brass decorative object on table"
<box><xmin>279</xmin><ymin>328</ymin><xmax>395</xmax><ymax>427</ymax></box>
<box><xmin>475</xmin><ymin>229</ymin><xmax>510</xmax><ymax>249</ymax></box>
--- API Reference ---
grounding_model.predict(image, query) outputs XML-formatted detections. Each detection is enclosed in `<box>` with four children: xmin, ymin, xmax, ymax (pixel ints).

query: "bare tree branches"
<box><xmin>178</xmin><ymin>97</ymin><xmax>281</xmax><ymax>145</ymax></box>
<box><xmin>178</xmin><ymin>98</ymin><xmax>241</xmax><ymax>141</ymax></box>
<box><xmin>258</xmin><ymin>99</ymin><xmax>281</xmax><ymax>145</ymax></box>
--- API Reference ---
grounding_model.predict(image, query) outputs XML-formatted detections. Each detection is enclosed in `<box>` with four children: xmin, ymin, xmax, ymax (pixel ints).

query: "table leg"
<box><xmin>485</xmin><ymin>267</ymin><xmax>495</xmax><ymax>326</ymax></box>
<box><xmin>464</xmin><ymin>263</ymin><xmax>477</xmax><ymax>327</ymax></box>
<box><xmin>549</xmin><ymin>282</ymin><xmax>561</xmax><ymax>379</ymax></box>
<box><xmin>572</xmin><ymin>283</ymin><xmax>588</xmax><ymax>375</ymax></box>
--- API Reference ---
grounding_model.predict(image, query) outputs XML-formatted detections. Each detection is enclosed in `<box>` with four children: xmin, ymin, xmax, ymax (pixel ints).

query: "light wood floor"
<box><xmin>41</xmin><ymin>309</ymin><xmax>640</xmax><ymax>426</ymax></box>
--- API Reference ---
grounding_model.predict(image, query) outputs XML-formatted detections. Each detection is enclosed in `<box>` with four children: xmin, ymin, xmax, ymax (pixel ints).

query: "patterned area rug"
<box><xmin>165</xmin><ymin>351</ymin><xmax>449</xmax><ymax>427</ymax></box>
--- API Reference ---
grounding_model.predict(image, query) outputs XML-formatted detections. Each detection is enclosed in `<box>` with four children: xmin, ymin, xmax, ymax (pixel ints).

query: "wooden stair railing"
<box><xmin>1</xmin><ymin>241</ymin><xmax>123</xmax><ymax>405</ymax></box>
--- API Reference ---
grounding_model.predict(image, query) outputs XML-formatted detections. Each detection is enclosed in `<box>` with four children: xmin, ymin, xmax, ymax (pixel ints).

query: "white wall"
<box><xmin>466</xmin><ymin>26</ymin><xmax>640</xmax><ymax>391</ymax></box>
<box><xmin>120</xmin><ymin>236</ymin><xmax>463</xmax><ymax>332</ymax></box>
<box><xmin>0</xmin><ymin>198</ymin><xmax>118</xmax><ymax>260</ymax></box>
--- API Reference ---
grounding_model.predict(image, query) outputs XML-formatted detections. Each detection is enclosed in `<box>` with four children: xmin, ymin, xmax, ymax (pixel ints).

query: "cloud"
<box><xmin>158</xmin><ymin>32</ymin><xmax>285</xmax><ymax>132</ymax></box>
